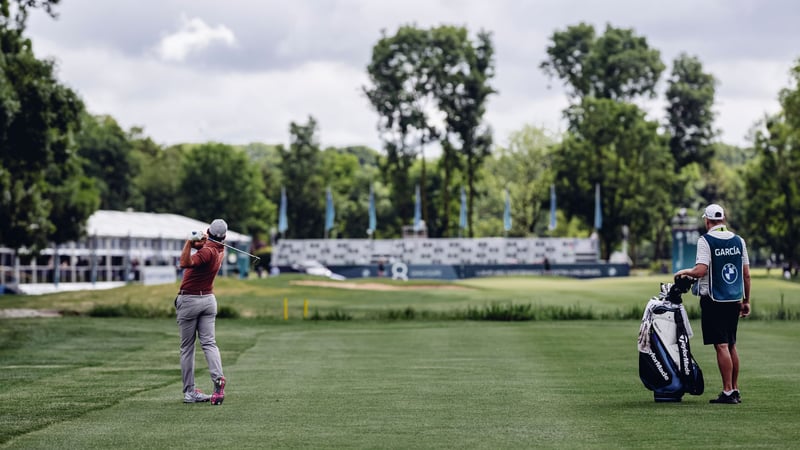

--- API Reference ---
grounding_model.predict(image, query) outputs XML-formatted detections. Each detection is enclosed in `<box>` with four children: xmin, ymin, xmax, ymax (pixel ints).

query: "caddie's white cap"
<box><xmin>208</xmin><ymin>219</ymin><xmax>228</xmax><ymax>238</ymax></box>
<box><xmin>702</xmin><ymin>204</ymin><xmax>725</xmax><ymax>220</ymax></box>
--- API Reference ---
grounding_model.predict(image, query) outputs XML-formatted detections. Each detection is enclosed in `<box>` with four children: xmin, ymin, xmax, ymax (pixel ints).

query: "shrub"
<box><xmin>88</xmin><ymin>303</ymin><xmax>171</xmax><ymax>318</ymax></box>
<box><xmin>217</xmin><ymin>305</ymin><xmax>240</xmax><ymax>319</ymax></box>
<box><xmin>309</xmin><ymin>308</ymin><xmax>353</xmax><ymax>321</ymax></box>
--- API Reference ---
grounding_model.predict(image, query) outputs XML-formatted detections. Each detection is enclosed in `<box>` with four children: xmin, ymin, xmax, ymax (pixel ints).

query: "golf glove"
<box><xmin>188</xmin><ymin>230</ymin><xmax>205</xmax><ymax>241</ymax></box>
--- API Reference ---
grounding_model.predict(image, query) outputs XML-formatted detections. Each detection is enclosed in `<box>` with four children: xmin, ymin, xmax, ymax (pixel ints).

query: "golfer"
<box><xmin>675</xmin><ymin>204</ymin><xmax>750</xmax><ymax>404</ymax></box>
<box><xmin>175</xmin><ymin>219</ymin><xmax>228</xmax><ymax>405</ymax></box>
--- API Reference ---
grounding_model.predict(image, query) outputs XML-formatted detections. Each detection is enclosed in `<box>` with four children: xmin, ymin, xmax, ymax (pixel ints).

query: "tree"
<box><xmin>553</xmin><ymin>98</ymin><xmax>674</xmax><ymax>261</ymax></box>
<box><xmin>742</xmin><ymin>60</ymin><xmax>800</xmax><ymax>261</ymax></box>
<box><xmin>179</xmin><ymin>142</ymin><xmax>269</xmax><ymax>235</ymax></box>
<box><xmin>320</xmin><ymin>147</ymin><xmax>385</xmax><ymax>238</ymax></box>
<box><xmin>277</xmin><ymin>117</ymin><xmax>325</xmax><ymax>238</ymax></box>
<box><xmin>665</xmin><ymin>53</ymin><xmax>717</xmax><ymax>171</ymax></box>
<box><xmin>0</xmin><ymin>0</ymin><xmax>92</xmax><ymax>250</ymax></box>
<box><xmin>365</xmin><ymin>25</ymin><xmax>496</xmax><ymax>237</ymax></box>
<box><xmin>75</xmin><ymin>114</ymin><xmax>142</xmax><ymax>210</ymax></box>
<box><xmin>134</xmin><ymin>143</ymin><xmax>185</xmax><ymax>213</ymax></box>
<box><xmin>45</xmin><ymin>157</ymin><xmax>99</xmax><ymax>245</ymax></box>
<box><xmin>365</xmin><ymin>25</ymin><xmax>441</xmax><ymax>231</ymax></box>
<box><xmin>541</xmin><ymin>23</ymin><xmax>670</xmax><ymax>261</ymax></box>
<box><xmin>436</xmin><ymin>29</ymin><xmax>496</xmax><ymax>237</ymax></box>
<box><xmin>541</xmin><ymin>23</ymin><xmax>665</xmax><ymax>101</ymax></box>
<box><xmin>479</xmin><ymin>125</ymin><xmax>558</xmax><ymax>236</ymax></box>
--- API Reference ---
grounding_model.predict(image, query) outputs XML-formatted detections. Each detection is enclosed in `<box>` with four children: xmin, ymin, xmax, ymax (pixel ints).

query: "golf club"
<box><xmin>207</xmin><ymin>237</ymin><xmax>261</xmax><ymax>261</ymax></box>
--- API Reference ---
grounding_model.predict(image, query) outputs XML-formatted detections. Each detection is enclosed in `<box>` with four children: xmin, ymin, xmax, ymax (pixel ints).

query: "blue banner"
<box><xmin>368</xmin><ymin>184</ymin><xmax>376</xmax><ymax>233</ymax></box>
<box><xmin>278</xmin><ymin>186</ymin><xmax>288</xmax><ymax>234</ymax></box>
<box><xmin>297</xmin><ymin>262</ymin><xmax>630</xmax><ymax>280</ymax></box>
<box><xmin>414</xmin><ymin>184</ymin><xmax>422</xmax><ymax>231</ymax></box>
<box><xmin>325</xmin><ymin>187</ymin><xmax>335</xmax><ymax>232</ymax></box>
<box><xmin>594</xmin><ymin>183</ymin><xmax>602</xmax><ymax>230</ymax></box>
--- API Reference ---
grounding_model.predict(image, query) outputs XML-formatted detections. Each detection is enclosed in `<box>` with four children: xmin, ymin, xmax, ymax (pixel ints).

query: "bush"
<box><xmin>309</xmin><ymin>308</ymin><xmax>353</xmax><ymax>321</ymax></box>
<box><xmin>217</xmin><ymin>305</ymin><xmax>240</xmax><ymax>319</ymax></box>
<box><xmin>88</xmin><ymin>303</ymin><xmax>172</xmax><ymax>318</ymax></box>
<box><xmin>88</xmin><ymin>303</ymin><xmax>240</xmax><ymax>319</ymax></box>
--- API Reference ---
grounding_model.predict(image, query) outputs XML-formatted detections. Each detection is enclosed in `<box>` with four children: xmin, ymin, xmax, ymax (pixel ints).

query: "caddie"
<box><xmin>675</xmin><ymin>204</ymin><xmax>751</xmax><ymax>405</ymax></box>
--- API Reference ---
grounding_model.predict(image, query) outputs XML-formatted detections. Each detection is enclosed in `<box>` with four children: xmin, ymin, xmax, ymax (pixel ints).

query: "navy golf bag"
<box><xmin>638</xmin><ymin>276</ymin><xmax>704</xmax><ymax>402</ymax></box>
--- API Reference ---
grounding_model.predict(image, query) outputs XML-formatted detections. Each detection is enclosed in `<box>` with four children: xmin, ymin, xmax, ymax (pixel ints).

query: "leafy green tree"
<box><xmin>365</xmin><ymin>25</ymin><xmax>441</xmax><ymax>230</ymax></box>
<box><xmin>134</xmin><ymin>143</ymin><xmax>185</xmax><ymax>213</ymax></box>
<box><xmin>320</xmin><ymin>147</ymin><xmax>385</xmax><ymax>238</ymax></box>
<box><xmin>553</xmin><ymin>98</ymin><xmax>674</xmax><ymax>261</ymax></box>
<box><xmin>665</xmin><ymin>53</ymin><xmax>717</xmax><ymax>171</ymax></box>
<box><xmin>436</xmin><ymin>29</ymin><xmax>496</xmax><ymax>237</ymax></box>
<box><xmin>45</xmin><ymin>158</ymin><xmax>99</xmax><ymax>245</ymax></box>
<box><xmin>541</xmin><ymin>23</ymin><xmax>670</xmax><ymax>261</ymax></box>
<box><xmin>478</xmin><ymin>125</ymin><xmax>558</xmax><ymax>237</ymax></box>
<box><xmin>365</xmin><ymin>25</ymin><xmax>496</xmax><ymax>237</ymax></box>
<box><xmin>541</xmin><ymin>22</ymin><xmax>665</xmax><ymax>101</ymax></box>
<box><xmin>278</xmin><ymin>117</ymin><xmax>325</xmax><ymax>238</ymax></box>
<box><xmin>0</xmin><ymin>0</ymin><xmax>93</xmax><ymax>250</ymax></box>
<box><xmin>742</xmin><ymin>60</ymin><xmax>800</xmax><ymax>261</ymax></box>
<box><xmin>75</xmin><ymin>114</ymin><xmax>142</xmax><ymax>210</ymax></box>
<box><xmin>238</xmin><ymin>142</ymin><xmax>280</xmax><ymax>241</ymax></box>
<box><xmin>179</xmin><ymin>142</ymin><xmax>269</xmax><ymax>236</ymax></box>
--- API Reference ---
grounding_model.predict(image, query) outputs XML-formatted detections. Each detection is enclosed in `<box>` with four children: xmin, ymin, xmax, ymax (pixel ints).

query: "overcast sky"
<box><xmin>26</xmin><ymin>0</ymin><xmax>799</xmax><ymax>152</ymax></box>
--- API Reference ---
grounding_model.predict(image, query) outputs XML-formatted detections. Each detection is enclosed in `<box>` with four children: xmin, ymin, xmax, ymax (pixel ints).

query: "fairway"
<box><xmin>2</xmin><ymin>318</ymin><xmax>799</xmax><ymax>449</ymax></box>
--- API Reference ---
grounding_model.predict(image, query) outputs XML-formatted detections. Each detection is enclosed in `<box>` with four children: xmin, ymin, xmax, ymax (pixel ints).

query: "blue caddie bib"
<box><xmin>702</xmin><ymin>234</ymin><xmax>744</xmax><ymax>302</ymax></box>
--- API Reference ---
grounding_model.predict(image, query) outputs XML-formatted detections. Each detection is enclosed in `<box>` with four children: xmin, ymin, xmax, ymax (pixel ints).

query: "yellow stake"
<box><xmin>283</xmin><ymin>297</ymin><xmax>288</xmax><ymax>320</ymax></box>
<box><xmin>303</xmin><ymin>299</ymin><xmax>308</xmax><ymax>319</ymax></box>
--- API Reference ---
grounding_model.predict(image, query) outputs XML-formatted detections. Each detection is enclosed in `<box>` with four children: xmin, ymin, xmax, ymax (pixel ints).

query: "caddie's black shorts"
<box><xmin>700</xmin><ymin>295</ymin><xmax>741</xmax><ymax>345</ymax></box>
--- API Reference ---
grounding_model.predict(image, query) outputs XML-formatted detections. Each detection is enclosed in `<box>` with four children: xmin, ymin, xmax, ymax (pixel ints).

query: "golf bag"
<box><xmin>638</xmin><ymin>276</ymin><xmax>704</xmax><ymax>402</ymax></box>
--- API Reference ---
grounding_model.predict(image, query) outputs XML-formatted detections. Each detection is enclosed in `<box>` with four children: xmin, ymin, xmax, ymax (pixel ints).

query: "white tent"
<box><xmin>87</xmin><ymin>210</ymin><xmax>250</xmax><ymax>242</ymax></box>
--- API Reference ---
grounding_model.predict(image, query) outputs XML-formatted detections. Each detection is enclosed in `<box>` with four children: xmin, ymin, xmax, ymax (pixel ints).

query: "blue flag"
<box><xmin>325</xmin><ymin>187</ymin><xmax>335</xmax><ymax>232</ymax></box>
<box><xmin>503</xmin><ymin>189</ymin><xmax>512</xmax><ymax>232</ymax></box>
<box><xmin>368</xmin><ymin>184</ymin><xmax>377</xmax><ymax>233</ymax></box>
<box><xmin>459</xmin><ymin>186</ymin><xmax>467</xmax><ymax>230</ymax></box>
<box><xmin>549</xmin><ymin>184</ymin><xmax>557</xmax><ymax>231</ymax></box>
<box><xmin>594</xmin><ymin>183</ymin><xmax>602</xmax><ymax>230</ymax></box>
<box><xmin>278</xmin><ymin>186</ymin><xmax>288</xmax><ymax>234</ymax></box>
<box><xmin>413</xmin><ymin>184</ymin><xmax>421</xmax><ymax>231</ymax></box>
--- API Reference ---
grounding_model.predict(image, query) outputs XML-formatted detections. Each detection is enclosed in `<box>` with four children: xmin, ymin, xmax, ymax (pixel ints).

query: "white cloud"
<box><xmin>26</xmin><ymin>0</ymin><xmax>800</xmax><ymax>152</ymax></box>
<box><xmin>155</xmin><ymin>15</ymin><xmax>236</xmax><ymax>62</ymax></box>
<box><xmin>33</xmin><ymin>35</ymin><xmax>377</xmax><ymax>148</ymax></box>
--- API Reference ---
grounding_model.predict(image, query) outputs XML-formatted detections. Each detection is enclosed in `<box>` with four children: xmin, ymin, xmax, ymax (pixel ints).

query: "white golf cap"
<box><xmin>209</xmin><ymin>219</ymin><xmax>228</xmax><ymax>237</ymax></box>
<box><xmin>702</xmin><ymin>204</ymin><xmax>725</xmax><ymax>221</ymax></box>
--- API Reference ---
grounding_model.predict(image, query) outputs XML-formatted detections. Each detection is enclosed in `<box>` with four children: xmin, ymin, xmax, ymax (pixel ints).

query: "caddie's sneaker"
<box><xmin>732</xmin><ymin>390</ymin><xmax>741</xmax><ymax>403</ymax></box>
<box><xmin>184</xmin><ymin>389</ymin><xmax>211</xmax><ymax>403</ymax></box>
<box><xmin>709</xmin><ymin>391</ymin><xmax>738</xmax><ymax>404</ymax></box>
<box><xmin>211</xmin><ymin>376</ymin><xmax>226</xmax><ymax>405</ymax></box>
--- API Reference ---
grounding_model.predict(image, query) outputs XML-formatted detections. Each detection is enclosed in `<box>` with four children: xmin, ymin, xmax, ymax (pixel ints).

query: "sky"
<box><xmin>25</xmin><ymin>0</ymin><xmax>800</xmax><ymax>153</ymax></box>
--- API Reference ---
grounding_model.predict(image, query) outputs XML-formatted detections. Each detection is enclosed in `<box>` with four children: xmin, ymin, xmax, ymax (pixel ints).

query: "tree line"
<box><xmin>2</xmin><ymin>0</ymin><xmax>799</xmax><ymax>266</ymax></box>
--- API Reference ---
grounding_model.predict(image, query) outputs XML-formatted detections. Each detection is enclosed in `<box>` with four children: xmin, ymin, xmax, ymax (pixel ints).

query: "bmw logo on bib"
<box><xmin>722</xmin><ymin>263</ymin><xmax>738</xmax><ymax>284</ymax></box>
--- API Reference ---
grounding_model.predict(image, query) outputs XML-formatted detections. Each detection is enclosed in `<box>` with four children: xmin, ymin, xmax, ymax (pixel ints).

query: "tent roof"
<box><xmin>86</xmin><ymin>210</ymin><xmax>251</xmax><ymax>242</ymax></box>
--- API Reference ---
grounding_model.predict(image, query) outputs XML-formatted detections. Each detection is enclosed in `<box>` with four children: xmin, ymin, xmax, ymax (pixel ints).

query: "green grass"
<box><xmin>2</xmin><ymin>273</ymin><xmax>799</xmax><ymax>448</ymax></box>
<box><xmin>3</xmin><ymin>271</ymin><xmax>799</xmax><ymax>320</ymax></box>
<box><xmin>1</xmin><ymin>318</ymin><xmax>799</xmax><ymax>448</ymax></box>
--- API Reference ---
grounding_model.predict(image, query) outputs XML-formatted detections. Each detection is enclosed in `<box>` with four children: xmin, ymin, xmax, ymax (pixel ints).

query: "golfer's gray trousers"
<box><xmin>176</xmin><ymin>294</ymin><xmax>224</xmax><ymax>393</ymax></box>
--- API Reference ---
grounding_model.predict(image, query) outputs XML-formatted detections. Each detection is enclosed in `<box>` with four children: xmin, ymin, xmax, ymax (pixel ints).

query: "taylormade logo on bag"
<box><xmin>679</xmin><ymin>337</ymin><xmax>690</xmax><ymax>376</ymax></box>
<box><xmin>649</xmin><ymin>352</ymin><xmax>669</xmax><ymax>380</ymax></box>
<box><xmin>714</xmin><ymin>247</ymin><xmax>741</xmax><ymax>256</ymax></box>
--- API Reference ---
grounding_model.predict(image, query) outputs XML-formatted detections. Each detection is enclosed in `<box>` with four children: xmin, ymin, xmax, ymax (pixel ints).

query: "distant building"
<box><xmin>0</xmin><ymin>210</ymin><xmax>252</xmax><ymax>291</ymax></box>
